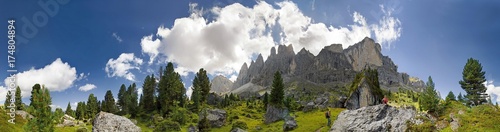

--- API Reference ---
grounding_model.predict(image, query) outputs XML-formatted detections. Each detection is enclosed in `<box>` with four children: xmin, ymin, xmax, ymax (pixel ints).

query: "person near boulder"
<box><xmin>325</xmin><ymin>110</ymin><xmax>331</xmax><ymax>126</ymax></box>
<box><xmin>382</xmin><ymin>95</ymin><xmax>389</xmax><ymax>105</ymax></box>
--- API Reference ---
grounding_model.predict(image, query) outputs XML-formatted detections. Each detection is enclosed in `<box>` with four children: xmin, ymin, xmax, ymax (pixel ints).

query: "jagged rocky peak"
<box><xmin>344</xmin><ymin>37</ymin><xmax>383</xmax><ymax>71</ymax></box>
<box><xmin>211</xmin><ymin>75</ymin><xmax>234</xmax><ymax>94</ymax></box>
<box><xmin>233</xmin><ymin>62</ymin><xmax>249</xmax><ymax>89</ymax></box>
<box><xmin>277</xmin><ymin>44</ymin><xmax>295</xmax><ymax>56</ymax></box>
<box><xmin>255</xmin><ymin>54</ymin><xmax>264</xmax><ymax>65</ymax></box>
<box><xmin>324</xmin><ymin>44</ymin><xmax>343</xmax><ymax>53</ymax></box>
<box><xmin>270</xmin><ymin>47</ymin><xmax>277</xmax><ymax>56</ymax></box>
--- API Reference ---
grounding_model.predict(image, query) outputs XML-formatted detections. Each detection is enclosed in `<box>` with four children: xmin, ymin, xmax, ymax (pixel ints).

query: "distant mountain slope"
<box><xmin>232</xmin><ymin>37</ymin><xmax>424</xmax><ymax>94</ymax></box>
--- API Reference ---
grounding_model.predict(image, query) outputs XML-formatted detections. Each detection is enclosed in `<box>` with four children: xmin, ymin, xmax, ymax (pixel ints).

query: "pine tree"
<box><xmin>418</xmin><ymin>76</ymin><xmax>440</xmax><ymax>115</ymax></box>
<box><xmin>54</xmin><ymin>108</ymin><xmax>64</xmax><ymax>124</ymax></box>
<box><xmin>158</xmin><ymin>63</ymin><xmax>186</xmax><ymax>115</ymax></box>
<box><xmin>193</xmin><ymin>68</ymin><xmax>211</xmax><ymax>104</ymax></box>
<box><xmin>65</xmin><ymin>102</ymin><xmax>75</xmax><ymax>118</ymax></box>
<box><xmin>127</xmin><ymin>83</ymin><xmax>139</xmax><ymax>118</ymax></box>
<box><xmin>459</xmin><ymin>58</ymin><xmax>488</xmax><ymax>106</ymax></box>
<box><xmin>270</xmin><ymin>71</ymin><xmax>285</xmax><ymax>107</ymax></box>
<box><xmin>142</xmin><ymin>74</ymin><xmax>156</xmax><ymax>112</ymax></box>
<box><xmin>198</xmin><ymin>110</ymin><xmax>211</xmax><ymax>132</ymax></box>
<box><xmin>86</xmin><ymin>93</ymin><xmax>99</xmax><ymax>120</ymax></box>
<box><xmin>24</xmin><ymin>85</ymin><xmax>54</xmax><ymax>132</ymax></box>
<box><xmin>446</xmin><ymin>91</ymin><xmax>456</xmax><ymax>101</ymax></box>
<box><xmin>103</xmin><ymin>90</ymin><xmax>118</xmax><ymax>113</ymax></box>
<box><xmin>117</xmin><ymin>84</ymin><xmax>127</xmax><ymax>113</ymax></box>
<box><xmin>191</xmin><ymin>87</ymin><xmax>201</xmax><ymax>112</ymax></box>
<box><xmin>263</xmin><ymin>92</ymin><xmax>269</xmax><ymax>109</ymax></box>
<box><xmin>15</xmin><ymin>86</ymin><xmax>23</xmax><ymax>110</ymax></box>
<box><xmin>76</xmin><ymin>102</ymin><xmax>86</xmax><ymax>120</ymax></box>
<box><xmin>4</xmin><ymin>90</ymin><xmax>12</xmax><ymax>110</ymax></box>
<box><xmin>457</xmin><ymin>92</ymin><xmax>464</xmax><ymax>103</ymax></box>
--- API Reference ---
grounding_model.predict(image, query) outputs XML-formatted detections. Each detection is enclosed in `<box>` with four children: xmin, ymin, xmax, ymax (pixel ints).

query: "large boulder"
<box><xmin>283</xmin><ymin>117</ymin><xmax>298</xmax><ymax>131</ymax></box>
<box><xmin>330</xmin><ymin>104</ymin><xmax>417</xmax><ymax>132</ymax></box>
<box><xmin>188</xmin><ymin>125</ymin><xmax>199</xmax><ymax>132</ymax></box>
<box><xmin>92</xmin><ymin>111</ymin><xmax>141</xmax><ymax>132</ymax></box>
<box><xmin>264</xmin><ymin>105</ymin><xmax>287</xmax><ymax>124</ymax></box>
<box><xmin>200</xmin><ymin>109</ymin><xmax>227</xmax><ymax>128</ymax></box>
<box><xmin>15</xmin><ymin>110</ymin><xmax>33</xmax><ymax>119</ymax></box>
<box><xmin>56</xmin><ymin>114</ymin><xmax>77</xmax><ymax>127</ymax></box>
<box><xmin>231</xmin><ymin>128</ymin><xmax>248</xmax><ymax>132</ymax></box>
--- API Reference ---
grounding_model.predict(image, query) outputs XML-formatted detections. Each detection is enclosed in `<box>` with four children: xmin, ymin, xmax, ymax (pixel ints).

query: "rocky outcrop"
<box><xmin>231</xmin><ymin>37</ymin><xmax>424</xmax><ymax>96</ymax></box>
<box><xmin>92</xmin><ymin>111</ymin><xmax>141</xmax><ymax>132</ymax></box>
<box><xmin>264</xmin><ymin>105</ymin><xmax>288</xmax><ymax>124</ymax></box>
<box><xmin>344</xmin><ymin>76</ymin><xmax>383</xmax><ymax>110</ymax></box>
<box><xmin>330</xmin><ymin>104</ymin><xmax>417</xmax><ymax>132</ymax></box>
<box><xmin>233</xmin><ymin>63</ymin><xmax>249</xmax><ymax>89</ymax></box>
<box><xmin>211</xmin><ymin>75</ymin><xmax>233</xmax><ymax>94</ymax></box>
<box><xmin>283</xmin><ymin>117</ymin><xmax>298</xmax><ymax>131</ymax></box>
<box><xmin>200</xmin><ymin>109</ymin><xmax>227</xmax><ymax>128</ymax></box>
<box><xmin>343</xmin><ymin>37</ymin><xmax>383</xmax><ymax>71</ymax></box>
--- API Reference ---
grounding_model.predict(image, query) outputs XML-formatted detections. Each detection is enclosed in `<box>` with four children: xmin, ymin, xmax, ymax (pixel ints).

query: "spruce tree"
<box><xmin>127</xmin><ymin>83</ymin><xmax>138</xmax><ymax>118</ymax></box>
<box><xmin>457</xmin><ymin>92</ymin><xmax>464</xmax><ymax>103</ymax></box>
<box><xmin>142</xmin><ymin>74</ymin><xmax>156</xmax><ymax>112</ymax></box>
<box><xmin>103</xmin><ymin>90</ymin><xmax>118</xmax><ymax>113</ymax></box>
<box><xmin>65</xmin><ymin>102</ymin><xmax>75</xmax><ymax>118</ymax></box>
<box><xmin>24</xmin><ymin>85</ymin><xmax>54</xmax><ymax>132</ymax></box>
<box><xmin>190</xmin><ymin>87</ymin><xmax>201</xmax><ymax>112</ymax></box>
<box><xmin>15</xmin><ymin>86</ymin><xmax>23</xmax><ymax>110</ymax></box>
<box><xmin>54</xmin><ymin>108</ymin><xmax>64</xmax><ymax>124</ymax></box>
<box><xmin>158</xmin><ymin>62</ymin><xmax>185</xmax><ymax>115</ymax></box>
<box><xmin>418</xmin><ymin>76</ymin><xmax>440</xmax><ymax>114</ymax></box>
<box><xmin>86</xmin><ymin>93</ymin><xmax>99</xmax><ymax>120</ymax></box>
<box><xmin>76</xmin><ymin>102</ymin><xmax>86</xmax><ymax>120</ymax></box>
<box><xmin>446</xmin><ymin>91</ymin><xmax>456</xmax><ymax>101</ymax></box>
<box><xmin>270</xmin><ymin>71</ymin><xmax>285</xmax><ymax>107</ymax></box>
<box><xmin>117</xmin><ymin>84</ymin><xmax>127</xmax><ymax>113</ymax></box>
<box><xmin>193</xmin><ymin>68</ymin><xmax>210</xmax><ymax>104</ymax></box>
<box><xmin>459</xmin><ymin>58</ymin><xmax>488</xmax><ymax>106</ymax></box>
<box><xmin>263</xmin><ymin>92</ymin><xmax>269</xmax><ymax>109</ymax></box>
<box><xmin>4</xmin><ymin>90</ymin><xmax>12</xmax><ymax>110</ymax></box>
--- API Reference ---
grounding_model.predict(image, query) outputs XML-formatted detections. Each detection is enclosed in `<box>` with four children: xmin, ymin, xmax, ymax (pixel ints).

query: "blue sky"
<box><xmin>0</xmin><ymin>0</ymin><xmax>499</xmax><ymax>110</ymax></box>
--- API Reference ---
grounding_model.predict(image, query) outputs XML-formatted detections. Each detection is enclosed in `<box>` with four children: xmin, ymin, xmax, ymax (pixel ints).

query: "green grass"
<box><xmin>54</xmin><ymin>125</ymin><xmax>92</xmax><ymax>132</ymax></box>
<box><xmin>209</xmin><ymin>102</ymin><xmax>344</xmax><ymax>132</ymax></box>
<box><xmin>0</xmin><ymin>108</ymin><xmax>27</xmax><ymax>132</ymax></box>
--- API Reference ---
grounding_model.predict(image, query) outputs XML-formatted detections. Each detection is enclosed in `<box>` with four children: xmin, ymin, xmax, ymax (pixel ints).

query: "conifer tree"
<box><xmin>4</xmin><ymin>90</ymin><xmax>12</xmax><ymax>110</ymax></box>
<box><xmin>15</xmin><ymin>86</ymin><xmax>23</xmax><ymax>110</ymax></box>
<box><xmin>142</xmin><ymin>74</ymin><xmax>156</xmax><ymax>112</ymax></box>
<box><xmin>446</xmin><ymin>91</ymin><xmax>456</xmax><ymax>101</ymax></box>
<box><xmin>86</xmin><ymin>93</ymin><xmax>99</xmax><ymax>120</ymax></box>
<box><xmin>127</xmin><ymin>83</ymin><xmax>139</xmax><ymax>117</ymax></box>
<box><xmin>103</xmin><ymin>90</ymin><xmax>118</xmax><ymax>113</ymax></box>
<box><xmin>24</xmin><ymin>84</ymin><xmax>54</xmax><ymax>132</ymax></box>
<box><xmin>65</xmin><ymin>102</ymin><xmax>75</xmax><ymax>118</ymax></box>
<box><xmin>270</xmin><ymin>71</ymin><xmax>285</xmax><ymax>107</ymax></box>
<box><xmin>459</xmin><ymin>58</ymin><xmax>488</xmax><ymax>106</ymax></box>
<box><xmin>419</xmin><ymin>76</ymin><xmax>440</xmax><ymax>114</ymax></box>
<box><xmin>117</xmin><ymin>84</ymin><xmax>127</xmax><ymax>113</ymax></box>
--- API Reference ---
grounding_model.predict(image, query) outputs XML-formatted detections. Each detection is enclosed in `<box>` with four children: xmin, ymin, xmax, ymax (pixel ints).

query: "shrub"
<box><xmin>232</xmin><ymin>121</ymin><xmax>248</xmax><ymax>130</ymax></box>
<box><xmin>171</xmin><ymin>108</ymin><xmax>188</xmax><ymax>125</ymax></box>
<box><xmin>76</xmin><ymin>127</ymin><xmax>87</xmax><ymax>132</ymax></box>
<box><xmin>154</xmin><ymin>120</ymin><xmax>181</xmax><ymax>132</ymax></box>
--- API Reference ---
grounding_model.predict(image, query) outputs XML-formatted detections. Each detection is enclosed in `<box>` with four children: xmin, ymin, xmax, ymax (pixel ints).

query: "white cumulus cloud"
<box><xmin>78</xmin><ymin>84</ymin><xmax>96</xmax><ymax>92</ymax></box>
<box><xmin>186</xmin><ymin>86</ymin><xmax>193</xmax><ymax>99</ymax></box>
<box><xmin>140</xmin><ymin>1</ymin><xmax>402</xmax><ymax>78</ymax></box>
<box><xmin>105</xmin><ymin>53</ymin><xmax>143</xmax><ymax>81</ymax></box>
<box><xmin>1</xmin><ymin>58</ymin><xmax>78</xmax><ymax>101</ymax></box>
<box><xmin>485</xmin><ymin>80</ymin><xmax>500</xmax><ymax>103</ymax></box>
